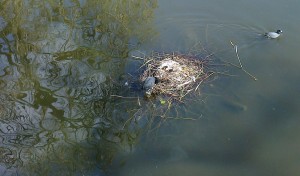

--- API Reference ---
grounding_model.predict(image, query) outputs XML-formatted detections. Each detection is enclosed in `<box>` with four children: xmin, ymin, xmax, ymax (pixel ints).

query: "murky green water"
<box><xmin>1</xmin><ymin>0</ymin><xmax>300</xmax><ymax>175</ymax></box>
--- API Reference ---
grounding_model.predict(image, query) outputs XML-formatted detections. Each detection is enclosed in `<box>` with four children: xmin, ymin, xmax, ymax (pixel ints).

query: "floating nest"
<box><xmin>140</xmin><ymin>52</ymin><xmax>212</xmax><ymax>100</ymax></box>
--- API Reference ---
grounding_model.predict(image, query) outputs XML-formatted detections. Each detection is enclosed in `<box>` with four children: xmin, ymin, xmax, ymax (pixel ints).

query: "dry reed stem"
<box><xmin>230</xmin><ymin>41</ymin><xmax>257</xmax><ymax>81</ymax></box>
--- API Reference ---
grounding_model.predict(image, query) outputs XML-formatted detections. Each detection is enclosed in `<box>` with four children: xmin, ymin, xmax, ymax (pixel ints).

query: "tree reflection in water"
<box><xmin>0</xmin><ymin>0</ymin><xmax>157</xmax><ymax>175</ymax></box>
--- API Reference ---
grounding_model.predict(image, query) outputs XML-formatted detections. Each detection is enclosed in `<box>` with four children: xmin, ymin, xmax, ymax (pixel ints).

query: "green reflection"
<box><xmin>0</xmin><ymin>0</ymin><xmax>157</xmax><ymax>175</ymax></box>
<box><xmin>0</xmin><ymin>0</ymin><xmax>157</xmax><ymax>57</ymax></box>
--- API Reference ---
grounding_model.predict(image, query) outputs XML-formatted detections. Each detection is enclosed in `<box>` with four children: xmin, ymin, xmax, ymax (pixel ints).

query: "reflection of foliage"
<box><xmin>0</xmin><ymin>0</ymin><xmax>157</xmax><ymax>57</ymax></box>
<box><xmin>0</xmin><ymin>0</ymin><xmax>158</xmax><ymax>175</ymax></box>
<box><xmin>0</xmin><ymin>59</ymin><xmax>145</xmax><ymax>174</ymax></box>
<box><xmin>78</xmin><ymin>0</ymin><xmax>158</xmax><ymax>52</ymax></box>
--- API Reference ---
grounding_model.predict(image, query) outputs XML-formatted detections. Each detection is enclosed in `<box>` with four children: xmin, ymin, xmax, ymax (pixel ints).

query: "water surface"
<box><xmin>1</xmin><ymin>0</ymin><xmax>300</xmax><ymax>175</ymax></box>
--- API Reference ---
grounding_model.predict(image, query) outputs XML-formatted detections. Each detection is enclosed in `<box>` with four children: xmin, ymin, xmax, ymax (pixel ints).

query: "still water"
<box><xmin>1</xmin><ymin>0</ymin><xmax>300</xmax><ymax>175</ymax></box>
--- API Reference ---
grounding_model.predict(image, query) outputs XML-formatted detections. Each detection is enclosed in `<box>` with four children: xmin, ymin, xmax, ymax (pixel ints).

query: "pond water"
<box><xmin>1</xmin><ymin>0</ymin><xmax>300</xmax><ymax>175</ymax></box>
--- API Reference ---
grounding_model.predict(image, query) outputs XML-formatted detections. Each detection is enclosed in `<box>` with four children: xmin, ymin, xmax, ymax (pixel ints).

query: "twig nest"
<box><xmin>140</xmin><ymin>53</ymin><xmax>210</xmax><ymax>100</ymax></box>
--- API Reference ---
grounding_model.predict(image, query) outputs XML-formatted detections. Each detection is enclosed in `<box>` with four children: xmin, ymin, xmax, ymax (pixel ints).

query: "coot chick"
<box><xmin>143</xmin><ymin>77</ymin><xmax>156</xmax><ymax>91</ymax></box>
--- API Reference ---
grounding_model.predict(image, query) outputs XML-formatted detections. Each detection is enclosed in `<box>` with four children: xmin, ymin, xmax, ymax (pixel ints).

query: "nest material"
<box><xmin>140</xmin><ymin>53</ymin><xmax>210</xmax><ymax>99</ymax></box>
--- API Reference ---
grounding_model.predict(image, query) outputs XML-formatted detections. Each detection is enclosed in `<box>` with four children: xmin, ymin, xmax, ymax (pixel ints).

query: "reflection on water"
<box><xmin>0</xmin><ymin>0</ymin><xmax>157</xmax><ymax>175</ymax></box>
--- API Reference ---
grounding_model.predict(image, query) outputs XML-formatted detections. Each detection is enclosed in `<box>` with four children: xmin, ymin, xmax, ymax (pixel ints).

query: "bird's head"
<box><xmin>276</xmin><ymin>30</ymin><xmax>283</xmax><ymax>34</ymax></box>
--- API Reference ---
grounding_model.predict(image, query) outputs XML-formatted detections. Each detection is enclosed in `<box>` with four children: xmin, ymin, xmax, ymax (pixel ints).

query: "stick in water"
<box><xmin>230</xmin><ymin>41</ymin><xmax>257</xmax><ymax>81</ymax></box>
